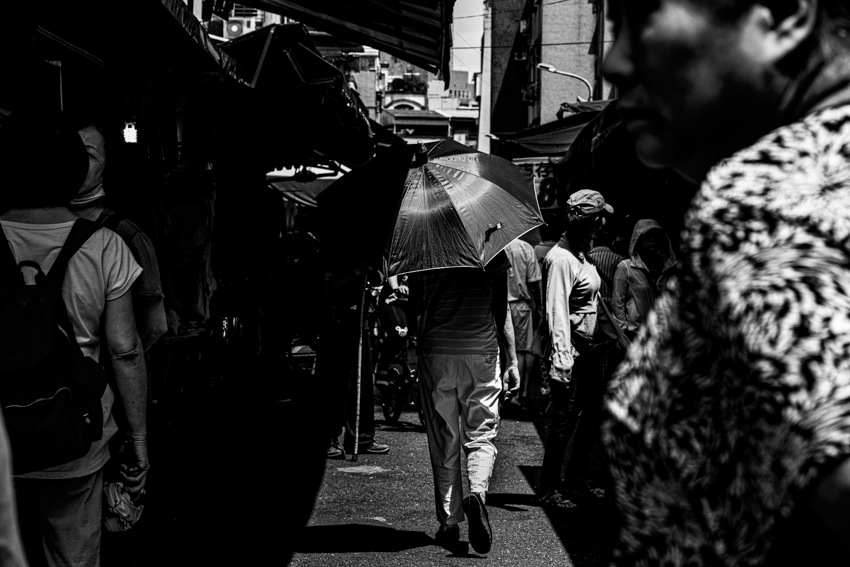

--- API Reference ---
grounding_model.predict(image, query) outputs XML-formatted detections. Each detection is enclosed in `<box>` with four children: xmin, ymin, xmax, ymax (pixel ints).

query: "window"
<box><xmin>232</xmin><ymin>5</ymin><xmax>259</xmax><ymax>17</ymax></box>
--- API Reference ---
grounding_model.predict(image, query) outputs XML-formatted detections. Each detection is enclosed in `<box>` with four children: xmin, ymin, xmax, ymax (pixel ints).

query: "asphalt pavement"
<box><xmin>288</xmin><ymin>394</ymin><xmax>618</xmax><ymax>567</ymax></box>
<box><xmin>95</xmin><ymin>343</ymin><xmax>618</xmax><ymax>567</ymax></box>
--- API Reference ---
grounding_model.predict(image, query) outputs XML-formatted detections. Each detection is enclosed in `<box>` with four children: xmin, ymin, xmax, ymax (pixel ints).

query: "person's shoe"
<box><xmin>363</xmin><ymin>441</ymin><xmax>390</xmax><ymax>455</ymax></box>
<box><xmin>327</xmin><ymin>440</ymin><xmax>345</xmax><ymax>460</ymax></box>
<box><xmin>434</xmin><ymin>524</ymin><xmax>460</xmax><ymax>550</ymax></box>
<box><xmin>463</xmin><ymin>492</ymin><xmax>492</xmax><ymax>554</ymax></box>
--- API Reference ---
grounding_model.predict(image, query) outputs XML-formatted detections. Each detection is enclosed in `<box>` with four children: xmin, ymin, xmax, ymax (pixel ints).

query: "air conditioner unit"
<box><xmin>226</xmin><ymin>18</ymin><xmax>248</xmax><ymax>38</ymax></box>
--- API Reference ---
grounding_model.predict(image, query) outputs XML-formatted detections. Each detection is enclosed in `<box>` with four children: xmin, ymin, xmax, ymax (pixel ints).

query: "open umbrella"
<box><xmin>387</xmin><ymin>139</ymin><xmax>544</xmax><ymax>275</ymax></box>
<box><xmin>317</xmin><ymin>139</ymin><xmax>545</xmax><ymax>276</ymax></box>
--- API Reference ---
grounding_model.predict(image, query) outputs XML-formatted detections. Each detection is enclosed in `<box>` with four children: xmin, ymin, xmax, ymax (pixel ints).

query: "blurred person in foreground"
<box><xmin>602</xmin><ymin>0</ymin><xmax>850</xmax><ymax>564</ymax></box>
<box><xmin>0</xmin><ymin>109</ymin><xmax>148</xmax><ymax>567</ymax></box>
<box><xmin>0</xmin><ymin>407</ymin><xmax>27</xmax><ymax>567</ymax></box>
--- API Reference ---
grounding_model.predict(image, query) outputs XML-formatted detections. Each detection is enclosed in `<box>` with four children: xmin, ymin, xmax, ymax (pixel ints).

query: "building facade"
<box><xmin>478</xmin><ymin>0</ymin><xmax>611</xmax><ymax>153</ymax></box>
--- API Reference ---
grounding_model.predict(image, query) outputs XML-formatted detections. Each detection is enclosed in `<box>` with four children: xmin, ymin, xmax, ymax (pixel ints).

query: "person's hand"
<box><xmin>120</xmin><ymin>432</ymin><xmax>150</xmax><ymax>496</ymax></box>
<box><xmin>502</xmin><ymin>363</ymin><xmax>521</xmax><ymax>401</ymax></box>
<box><xmin>396</xmin><ymin>284</ymin><xmax>409</xmax><ymax>296</ymax></box>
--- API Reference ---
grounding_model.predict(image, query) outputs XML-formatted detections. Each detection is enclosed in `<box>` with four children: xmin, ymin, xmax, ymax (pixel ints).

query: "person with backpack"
<box><xmin>0</xmin><ymin>108</ymin><xmax>149</xmax><ymax>567</ymax></box>
<box><xmin>70</xmin><ymin>121</ymin><xmax>167</xmax><ymax>353</ymax></box>
<box><xmin>538</xmin><ymin>189</ymin><xmax>613</xmax><ymax>510</ymax></box>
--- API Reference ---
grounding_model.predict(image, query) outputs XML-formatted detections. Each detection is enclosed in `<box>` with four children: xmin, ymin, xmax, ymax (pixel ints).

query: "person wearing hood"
<box><xmin>611</xmin><ymin>219</ymin><xmax>677</xmax><ymax>340</ymax></box>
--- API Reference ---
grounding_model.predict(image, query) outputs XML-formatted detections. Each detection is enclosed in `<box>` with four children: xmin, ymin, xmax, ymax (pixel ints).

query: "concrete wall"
<box><xmin>489</xmin><ymin>0</ymin><xmax>530</xmax><ymax>134</ymax></box>
<box><xmin>539</xmin><ymin>0</ymin><xmax>596</xmax><ymax>123</ymax></box>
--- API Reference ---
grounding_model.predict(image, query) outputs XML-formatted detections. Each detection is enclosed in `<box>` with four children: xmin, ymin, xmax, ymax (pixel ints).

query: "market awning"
<box><xmin>222</xmin><ymin>24</ymin><xmax>377</xmax><ymax>168</ymax></box>
<box><xmin>268</xmin><ymin>176</ymin><xmax>337</xmax><ymax>208</ymax></box>
<box><xmin>232</xmin><ymin>0</ymin><xmax>456</xmax><ymax>83</ymax></box>
<box><xmin>379</xmin><ymin>109</ymin><xmax>450</xmax><ymax>141</ymax></box>
<box><xmin>16</xmin><ymin>0</ymin><xmax>245</xmax><ymax>85</ymax></box>
<box><xmin>492</xmin><ymin>107</ymin><xmax>605</xmax><ymax>160</ymax></box>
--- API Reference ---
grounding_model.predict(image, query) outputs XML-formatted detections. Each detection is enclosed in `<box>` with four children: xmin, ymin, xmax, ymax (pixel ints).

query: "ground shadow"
<box><xmin>518</xmin><ymin>465</ymin><xmax>618</xmax><ymax>567</ymax></box>
<box><xmin>293</xmin><ymin>523</ymin><xmax>434</xmax><ymax>553</ymax></box>
<box><xmin>375</xmin><ymin>417</ymin><xmax>425</xmax><ymax>432</ymax></box>
<box><xmin>486</xmin><ymin>491</ymin><xmax>539</xmax><ymax>512</ymax></box>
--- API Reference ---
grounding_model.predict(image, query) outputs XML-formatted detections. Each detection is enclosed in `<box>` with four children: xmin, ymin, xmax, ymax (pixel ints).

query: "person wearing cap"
<box><xmin>538</xmin><ymin>189</ymin><xmax>612</xmax><ymax>509</ymax></box>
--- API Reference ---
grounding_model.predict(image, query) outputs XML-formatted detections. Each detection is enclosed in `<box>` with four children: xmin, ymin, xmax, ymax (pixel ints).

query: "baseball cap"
<box><xmin>566</xmin><ymin>189</ymin><xmax>614</xmax><ymax>216</ymax></box>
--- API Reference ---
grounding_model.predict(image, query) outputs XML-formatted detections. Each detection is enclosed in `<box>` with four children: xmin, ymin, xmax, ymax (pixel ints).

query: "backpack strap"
<box><xmin>97</xmin><ymin>209</ymin><xmax>122</xmax><ymax>234</ymax></box>
<box><xmin>0</xmin><ymin>224</ymin><xmax>23</xmax><ymax>286</ymax></box>
<box><xmin>596</xmin><ymin>289</ymin><xmax>631</xmax><ymax>351</ymax></box>
<box><xmin>45</xmin><ymin>219</ymin><xmax>100</xmax><ymax>287</ymax></box>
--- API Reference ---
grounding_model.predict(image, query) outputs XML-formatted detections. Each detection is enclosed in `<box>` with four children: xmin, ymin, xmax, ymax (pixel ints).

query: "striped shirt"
<box><xmin>416</xmin><ymin>253</ymin><xmax>509</xmax><ymax>355</ymax></box>
<box><xmin>587</xmin><ymin>245</ymin><xmax>624</xmax><ymax>303</ymax></box>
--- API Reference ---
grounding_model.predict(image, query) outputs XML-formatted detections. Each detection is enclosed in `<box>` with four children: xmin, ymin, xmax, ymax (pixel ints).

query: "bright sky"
<box><xmin>452</xmin><ymin>0</ymin><xmax>485</xmax><ymax>76</ymax></box>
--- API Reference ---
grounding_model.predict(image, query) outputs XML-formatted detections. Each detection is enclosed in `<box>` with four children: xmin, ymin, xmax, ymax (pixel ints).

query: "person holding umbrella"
<box><xmin>411</xmin><ymin>250</ymin><xmax>520</xmax><ymax>554</ymax></box>
<box><xmin>317</xmin><ymin>140</ymin><xmax>542</xmax><ymax>554</ymax></box>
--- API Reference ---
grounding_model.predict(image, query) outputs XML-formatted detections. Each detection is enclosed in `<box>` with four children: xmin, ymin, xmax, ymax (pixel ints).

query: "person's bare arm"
<box><xmin>135</xmin><ymin>295</ymin><xmax>167</xmax><ymax>351</ymax></box>
<box><xmin>492</xmin><ymin>271</ymin><xmax>520</xmax><ymax>397</ymax></box>
<box><xmin>104</xmin><ymin>292</ymin><xmax>149</xmax><ymax>495</ymax></box>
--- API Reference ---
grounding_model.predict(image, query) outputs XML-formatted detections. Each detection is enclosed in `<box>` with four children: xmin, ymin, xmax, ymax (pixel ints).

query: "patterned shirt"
<box><xmin>603</xmin><ymin>104</ymin><xmax>850</xmax><ymax>565</ymax></box>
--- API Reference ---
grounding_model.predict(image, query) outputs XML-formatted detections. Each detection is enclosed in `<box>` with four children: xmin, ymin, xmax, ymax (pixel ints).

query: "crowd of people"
<box><xmin>4</xmin><ymin>0</ymin><xmax>850</xmax><ymax>565</ymax></box>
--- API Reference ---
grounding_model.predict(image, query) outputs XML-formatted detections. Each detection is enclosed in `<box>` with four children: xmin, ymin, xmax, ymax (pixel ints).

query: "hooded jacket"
<box><xmin>611</xmin><ymin>219</ymin><xmax>677</xmax><ymax>336</ymax></box>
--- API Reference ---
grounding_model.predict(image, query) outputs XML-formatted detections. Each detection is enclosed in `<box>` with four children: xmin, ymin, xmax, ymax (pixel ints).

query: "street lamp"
<box><xmin>537</xmin><ymin>63</ymin><xmax>593</xmax><ymax>101</ymax></box>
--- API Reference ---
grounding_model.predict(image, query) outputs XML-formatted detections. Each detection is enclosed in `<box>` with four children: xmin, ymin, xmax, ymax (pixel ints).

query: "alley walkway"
<box><xmin>289</xmin><ymin>403</ymin><xmax>617</xmax><ymax>567</ymax></box>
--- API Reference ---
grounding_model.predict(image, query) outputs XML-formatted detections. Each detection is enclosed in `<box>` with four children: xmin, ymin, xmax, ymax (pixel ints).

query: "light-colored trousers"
<box><xmin>419</xmin><ymin>352</ymin><xmax>502</xmax><ymax>526</ymax></box>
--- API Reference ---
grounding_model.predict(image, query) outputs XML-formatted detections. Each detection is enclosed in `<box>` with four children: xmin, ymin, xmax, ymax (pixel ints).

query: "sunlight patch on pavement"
<box><xmin>338</xmin><ymin>465</ymin><xmax>388</xmax><ymax>475</ymax></box>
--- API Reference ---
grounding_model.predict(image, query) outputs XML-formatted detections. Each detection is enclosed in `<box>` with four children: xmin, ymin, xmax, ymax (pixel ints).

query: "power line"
<box><xmin>454</xmin><ymin>0</ymin><xmax>576</xmax><ymax>19</ymax></box>
<box><xmin>453</xmin><ymin>40</ymin><xmax>613</xmax><ymax>50</ymax></box>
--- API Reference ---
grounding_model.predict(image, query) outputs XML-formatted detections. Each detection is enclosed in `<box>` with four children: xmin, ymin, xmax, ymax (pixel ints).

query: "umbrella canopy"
<box><xmin>388</xmin><ymin>140</ymin><xmax>543</xmax><ymax>276</ymax></box>
<box><xmin>317</xmin><ymin>139</ymin><xmax>544</xmax><ymax>277</ymax></box>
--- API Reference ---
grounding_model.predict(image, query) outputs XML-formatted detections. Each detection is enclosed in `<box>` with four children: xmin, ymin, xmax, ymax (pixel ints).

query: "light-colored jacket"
<box><xmin>612</xmin><ymin>219</ymin><xmax>677</xmax><ymax>336</ymax></box>
<box><xmin>544</xmin><ymin>243</ymin><xmax>600</xmax><ymax>383</ymax></box>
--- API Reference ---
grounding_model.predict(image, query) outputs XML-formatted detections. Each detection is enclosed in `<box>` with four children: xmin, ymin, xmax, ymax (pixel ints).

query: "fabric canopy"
<box><xmin>18</xmin><ymin>0</ymin><xmax>244</xmax><ymax>84</ymax></box>
<box><xmin>269</xmin><ymin>176</ymin><xmax>336</xmax><ymax>208</ymax></box>
<box><xmin>230</xmin><ymin>0</ymin><xmax>456</xmax><ymax>83</ymax></box>
<box><xmin>222</xmin><ymin>24</ymin><xmax>377</xmax><ymax>168</ymax></box>
<box><xmin>493</xmin><ymin>108</ymin><xmax>604</xmax><ymax>160</ymax></box>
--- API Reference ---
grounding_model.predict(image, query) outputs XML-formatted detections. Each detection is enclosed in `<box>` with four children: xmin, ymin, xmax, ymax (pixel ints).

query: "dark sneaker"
<box><xmin>363</xmin><ymin>441</ymin><xmax>390</xmax><ymax>455</ymax></box>
<box><xmin>463</xmin><ymin>492</ymin><xmax>492</xmax><ymax>554</ymax></box>
<box><xmin>327</xmin><ymin>440</ymin><xmax>345</xmax><ymax>460</ymax></box>
<box><xmin>434</xmin><ymin>524</ymin><xmax>460</xmax><ymax>550</ymax></box>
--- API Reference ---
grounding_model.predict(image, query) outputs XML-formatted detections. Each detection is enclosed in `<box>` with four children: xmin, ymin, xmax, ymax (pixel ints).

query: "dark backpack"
<box><xmin>0</xmin><ymin>219</ymin><xmax>108</xmax><ymax>474</ymax></box>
